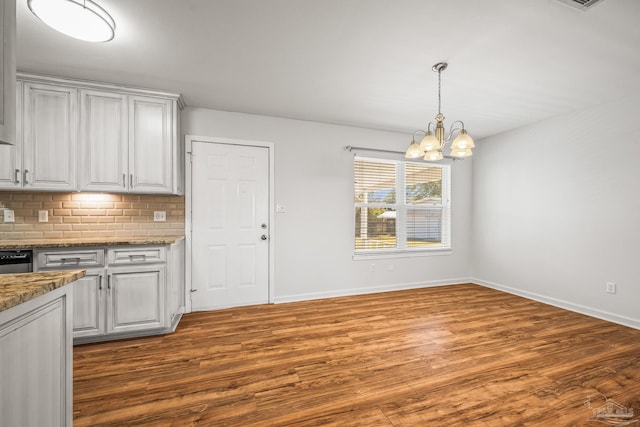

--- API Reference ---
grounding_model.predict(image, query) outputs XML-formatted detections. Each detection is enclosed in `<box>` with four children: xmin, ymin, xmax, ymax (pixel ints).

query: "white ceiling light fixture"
<box><xmin>405</xmin><ymin>62</ymin><xmax>474</xmax><ymax>161</ymax></box>
<box><xmin>27</xmin><ymin>0</ymin><xmax>116</xmax><ymax>43</ymax></box>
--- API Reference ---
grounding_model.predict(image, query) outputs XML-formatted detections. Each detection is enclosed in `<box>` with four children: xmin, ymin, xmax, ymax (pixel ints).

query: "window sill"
<box><xmin>352</xmin><ymin>249</ymin><xmax>452</xmax><ymax>261</ymax></box>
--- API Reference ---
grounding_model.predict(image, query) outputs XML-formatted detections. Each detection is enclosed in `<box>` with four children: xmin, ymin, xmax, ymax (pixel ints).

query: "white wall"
<box><xmin>182</xmin><ymin>107</ymin><xmax>472</xmax><ymax>302</ymax></box>
<box><xmin>471</xmin><ymin>93</ymin><xmax>640</xmax><ymax>328</ymax></box>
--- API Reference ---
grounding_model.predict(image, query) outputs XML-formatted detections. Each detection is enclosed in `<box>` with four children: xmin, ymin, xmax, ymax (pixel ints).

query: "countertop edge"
<box><xmin>0</xmin><ymin>270</ymin><xmax>86</xmax><ymax>313</ymax></box>
<box><xmin>0</xmin><ymin>236</ymin><xmax>185</xmax><ymax>250</ymax></box>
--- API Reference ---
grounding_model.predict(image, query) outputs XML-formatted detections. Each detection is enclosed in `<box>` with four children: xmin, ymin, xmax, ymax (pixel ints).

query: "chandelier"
<box><xmin>405</xmin><ymin>62</ymin><xmax>475</xmax><ymax>161</ymax></box>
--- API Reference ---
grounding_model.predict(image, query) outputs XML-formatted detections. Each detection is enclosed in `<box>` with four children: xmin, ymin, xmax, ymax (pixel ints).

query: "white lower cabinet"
<box><xmin>72</xmin><ymin>268</ymin><xmax>105</xmax><ymax>338</ymax></box>
<box><xmin>107</xmin><ymin>264</ymin><xmax>166</xmax><ymax>334</ymax></box>
<box><xmin>34</xmin><ymin>240</ymin><xmax>184</xmax><ymax>344</ymax></box>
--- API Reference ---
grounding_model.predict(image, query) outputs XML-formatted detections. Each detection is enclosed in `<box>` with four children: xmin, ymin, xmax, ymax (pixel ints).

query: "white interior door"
<box><xmin>190</xmin><ymin>141</ymin><xmax>270</xmax><ymax>310</ymax></box>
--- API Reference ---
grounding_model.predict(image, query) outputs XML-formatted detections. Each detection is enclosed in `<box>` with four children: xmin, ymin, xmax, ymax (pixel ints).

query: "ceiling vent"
<box><xmin>555</xmin><ymin>0</ymin><xmax>605</xmax><ymax>11</ymax></box>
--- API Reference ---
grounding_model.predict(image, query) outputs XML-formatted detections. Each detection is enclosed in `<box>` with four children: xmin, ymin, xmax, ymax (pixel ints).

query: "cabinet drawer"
<box><xmin>108</xmin><ymin>247</ymin><xmax>166</xmax><ymax>265</ymax></box>
<box><xmin>37</xmin><ymin>249</ymin><xmax>104</xmax><ymax>268</ymax></box>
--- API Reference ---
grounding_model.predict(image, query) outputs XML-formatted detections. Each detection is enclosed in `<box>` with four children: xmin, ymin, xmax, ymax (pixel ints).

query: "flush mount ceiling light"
<box><xmin>28</xmin><ymin>0</ymin><xmax>116</xmax><ymax>43</ymax></box>
<box><xmin>405</xmin><ymin>62</ymin><xmax>474</xmax><ymax>161</ymax></box>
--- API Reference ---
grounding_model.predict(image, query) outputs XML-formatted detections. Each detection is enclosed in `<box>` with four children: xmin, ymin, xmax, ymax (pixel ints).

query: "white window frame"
<box><xmin>353</xmin><ymin>156</ymin><xmax>452</xmax><ymax>259</ymax></box>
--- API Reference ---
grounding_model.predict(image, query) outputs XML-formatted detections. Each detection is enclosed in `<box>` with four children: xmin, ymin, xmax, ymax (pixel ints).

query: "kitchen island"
<box><xmin>0</xmin><ymin>270</ymin><xmax>85</xmax><ymax>427</ymax></box>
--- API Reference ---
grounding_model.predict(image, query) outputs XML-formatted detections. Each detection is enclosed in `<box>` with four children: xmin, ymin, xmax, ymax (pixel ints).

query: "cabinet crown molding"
<box><xmin>17</xmin><ymin>72</ymin><xmax>185</xmax><ymax>110</ymax></box>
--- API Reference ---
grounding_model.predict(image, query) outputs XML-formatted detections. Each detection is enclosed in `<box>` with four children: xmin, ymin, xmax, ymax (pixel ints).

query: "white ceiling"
<box><xmin>16</xmin><ymin>0</ymin><xmax>640</xmax><ymax>139</ymax></box>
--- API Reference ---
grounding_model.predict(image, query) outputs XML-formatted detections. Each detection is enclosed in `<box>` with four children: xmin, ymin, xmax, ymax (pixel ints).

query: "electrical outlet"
<box><xmin>153</xmin><ymin>211</ymin><xmax>166</xmax><ymax>222</ymax></box>
<box><xmin>276</xmin><ymin>203</ymin><xmax>286</xmax><ymax>213</ymax></box>
<box><xmin>606</xmin><ymin>282</ymin><xmax>616</xmax><ymax>294</ymax></box>
<box><xmin>38</xmin><ymin>210</ymin><xmax>48</xmax><ymax>223</ymax></box>
<box><xmin>4</xmin><ymin>209</ymin><xmax>14</xmax><ymax>223</ymax></box>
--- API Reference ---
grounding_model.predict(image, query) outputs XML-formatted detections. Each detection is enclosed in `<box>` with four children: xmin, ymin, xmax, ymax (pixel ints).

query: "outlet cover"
<box><xmin>153</xmin><ymin>211</ymin><xmax>166</xmax><ymax>222</ymax></box>
<box><xmin>276</xmin><ymin>203</ymin><xmax>286</xmax><ymax>213</ymax></box>
<box><xmin>4</xmin><ymin>209</ymin><xmax>14</xmax><ymax>223</ymax></box>
<box><xmin>606</xmin><ymin>282</ymin><xmax>616</xmax><ymax>294</ymax></box>
<box><xmin>38</xmin><ymin>210</ymin><xmax>48</xmax><ymax>223</ymax></box>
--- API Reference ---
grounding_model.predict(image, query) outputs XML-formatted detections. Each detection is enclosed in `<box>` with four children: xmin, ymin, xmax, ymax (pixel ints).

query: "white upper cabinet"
<box><xmin>79</xmin><ymin>91</ymin><xmax>180</xmax><ymax>194</ymax></box>
<box><xmin>1</xmin><ymin>73</ymin><xmax>184</xmax><ymax>194</ymax></box>
<box><xmin>0</xmin><ymin>81</ymin><xmax>20</xmax><ymax>189</ymax></box>
<box><xmin>128</xmin><ymin>95</ymin><xmax>174</xmax><ymax>193</ymax></box>
<box><xmin>1</xmin><ymin>81</ymin><xmax>79</xmax><ymax>191</ymax></box>
<box><xmin>22</xmin><ymin>82</ymin><xmax>78</xmax><ymax>191</ymax></box>
<box><xmin>0</xmin><ymin>0</ymin><xmax>16</xmax><ymax>146</ymax></box>
<box><xmin>79</xmin><ymin>89</ymin><xmax>128</xmax><ymax>192</ymax></box>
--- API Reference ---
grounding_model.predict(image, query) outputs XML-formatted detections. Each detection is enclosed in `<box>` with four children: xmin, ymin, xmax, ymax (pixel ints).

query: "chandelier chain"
<box><xmin>437</xmin><ymin>68</ymin><xmax>442</xmax><ymax>116</ymax></box>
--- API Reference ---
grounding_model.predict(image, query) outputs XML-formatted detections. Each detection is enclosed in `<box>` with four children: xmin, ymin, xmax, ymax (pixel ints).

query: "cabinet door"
<box><xmin>0</xmin><ymin>0</ymin><xmax>16</xmax><ymax>146</ymax></box>
<box><xmin>0</xmin><ymin>80</ymin><xmax>21</xmax><ymax>189</ymax></box>
<box><xmin>79</xmin><ymin>90</ymin><xmax>128</xmax><ymax>192</ymax></box>
<box><xmin>72</xmin><ymin>269</ymin><xmax>106</xmax><ymax>339</ymax></box>
<box><xmin>129</xmin><ymin>95</ymin><xmax>173</xmax><ymax>193</ymax></box>
<box><xmin>107</xmin><ymin>265</ymin><xmax>166</xmax><ymax>334</ymax></box>
<box><xmin>22</xmin><ymin>82</ymin><xmax>78</xmax><ymax>191</ymax></box>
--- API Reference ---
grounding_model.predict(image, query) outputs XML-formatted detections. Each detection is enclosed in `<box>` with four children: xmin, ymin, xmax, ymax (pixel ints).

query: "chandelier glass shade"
<box><xmin>28</xmin><ymin>0</ymin><xmax>116</xmax><ymax>43</ymax></box>
<box><xmin>405</xmin><ymin>62</ymin><xmax>474</xmax><ymax>161</ymax></box>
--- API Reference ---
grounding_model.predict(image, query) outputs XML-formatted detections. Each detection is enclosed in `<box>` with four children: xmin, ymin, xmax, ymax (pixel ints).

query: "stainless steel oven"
<box><xmin>0</xmin><ymin>250</ymin><xmax>33</xmax><ymax>274</ymax></box>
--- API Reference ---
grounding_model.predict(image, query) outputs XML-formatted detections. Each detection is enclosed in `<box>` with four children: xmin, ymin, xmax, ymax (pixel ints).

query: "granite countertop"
<box><xmin>0</xmin><ymin>270</ymin><xmax>86</xmax><ymax>312</ymax></box>
<box><xmin>0</xmin><ymin>236</ymin><xmax>185</xmax><ymax>250</ymax></box>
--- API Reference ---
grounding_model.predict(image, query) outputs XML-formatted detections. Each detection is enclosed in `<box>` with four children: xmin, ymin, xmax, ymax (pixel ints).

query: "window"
<box><xmin>354</xmin><ymin>156</ymin><xmax>451</xmax><ymax>254</ymax></box>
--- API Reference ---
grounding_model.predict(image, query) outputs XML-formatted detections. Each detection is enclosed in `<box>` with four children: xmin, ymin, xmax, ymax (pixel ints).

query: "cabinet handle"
<box><xmin>60</xmin><ymin>257</ymin><xmax>81</xmax><ymax>264</ymax></box>
<box><xmin>98</xmin><ymin>274</ymin><xmax>103</xmax><ymax>290</ymax></box>
<box><xmin>23</xmin><ymin>169</ymin><xmax>28</xmax><ymax>184</ymax></box>
<box><xmin>123</xmin><ymin>173</ymin><xmax>126</xmax><ymax>187</ymax></box>
<box><xmin>14</xmin><ymin>169</ymin><xmax>20</xmax><ymax>184</ymax></box>
<box><xmin>129</xmin><ymin>174</ymin><xmax>133</xmax><ymax>188</ymax></box>
<box><xmin>107</xmin><ymin>274</ymin><xmax>111</xmax><ymax>290</ymax></box>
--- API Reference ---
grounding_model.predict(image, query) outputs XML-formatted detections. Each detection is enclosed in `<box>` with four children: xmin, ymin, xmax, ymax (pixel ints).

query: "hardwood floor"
<box><xmin>73</xmin><ymin>284</ymin><xmax>640</xmax><ymax>426</ymax></box>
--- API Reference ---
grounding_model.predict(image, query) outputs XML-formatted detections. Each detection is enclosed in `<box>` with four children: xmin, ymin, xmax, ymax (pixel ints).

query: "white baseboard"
<box><xmin>472</xmin><ymin>277</ymin><xmax>640</xmax><ymax>330</ymax></box>
<box><xmin>272</xmin><ymin>277</ymin><xmax>472</xmax><ymax>304</ymax></box>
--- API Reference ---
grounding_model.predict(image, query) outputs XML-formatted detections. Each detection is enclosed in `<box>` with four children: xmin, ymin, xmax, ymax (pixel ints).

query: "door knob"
<box><xmin>261</xmin><ymin>235</ymin><xmax>268</xmax><ymax>240</ymax></box>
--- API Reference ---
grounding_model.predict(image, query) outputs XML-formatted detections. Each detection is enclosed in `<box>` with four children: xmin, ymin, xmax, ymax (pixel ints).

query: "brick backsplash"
<box><xmin>0</xmin><ymin>192</ymin><xmax>185</xmax><ymax>240</ymax></box>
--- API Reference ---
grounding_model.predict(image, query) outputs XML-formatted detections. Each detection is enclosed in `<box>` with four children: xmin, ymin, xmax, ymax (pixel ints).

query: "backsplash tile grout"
<box><xmin>0</xmin><ymin>192</ymin><xmax>185</xmax><ymax>240</ymax></box>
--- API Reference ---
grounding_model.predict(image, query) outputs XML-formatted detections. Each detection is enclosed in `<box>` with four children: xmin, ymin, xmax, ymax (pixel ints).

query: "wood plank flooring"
<box><xmin>73</xmin><ymin>284</ymin><xmax>640</xmax><ymax>426</ymax></box>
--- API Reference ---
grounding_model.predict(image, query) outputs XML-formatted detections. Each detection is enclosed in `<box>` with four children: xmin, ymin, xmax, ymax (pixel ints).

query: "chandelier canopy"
<box><xmin>405</xmin><ymin>62</ymin><xmax>474</xmax><ymax>161</ymax></box>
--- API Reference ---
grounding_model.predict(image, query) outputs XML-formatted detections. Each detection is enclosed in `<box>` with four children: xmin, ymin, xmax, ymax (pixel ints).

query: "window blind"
<box><xmin>354</xmin><ymin>156</ymin><xmax>450</xmax><ymax>253</ymax></box>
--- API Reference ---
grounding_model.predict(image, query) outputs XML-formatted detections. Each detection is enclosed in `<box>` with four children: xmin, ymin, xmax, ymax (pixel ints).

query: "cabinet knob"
<box><xmin>261</xmin><ymin>235</ymin><xmax>268</xmax><ymax>241</ymax></box>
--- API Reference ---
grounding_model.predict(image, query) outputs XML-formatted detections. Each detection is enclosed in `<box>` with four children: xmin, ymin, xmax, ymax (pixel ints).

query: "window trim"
<box><xmin>352</xmin><ymin>249</ymin><xmax>453</xmax><ymax>261</ymax></box>
<box><xmin>354</xmin><ymin>156</ymin><xmax>452</xmax><ymax>258</ymax></box>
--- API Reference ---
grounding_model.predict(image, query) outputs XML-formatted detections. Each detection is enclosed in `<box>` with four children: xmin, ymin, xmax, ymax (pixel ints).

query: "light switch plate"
<box><xmin>154</xmin><ymin>211</ymin><xmax>166</xmax><ymax>222</ymax></box>
<box><xmin>39</xmin><ymin>210</ymin><xmax>48</xmax><ymax>223</ymax></box>
<box><xmin>4</xmin><ymin>209</ymin><xmax>15</xmax><ymax>223</ymax></box>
